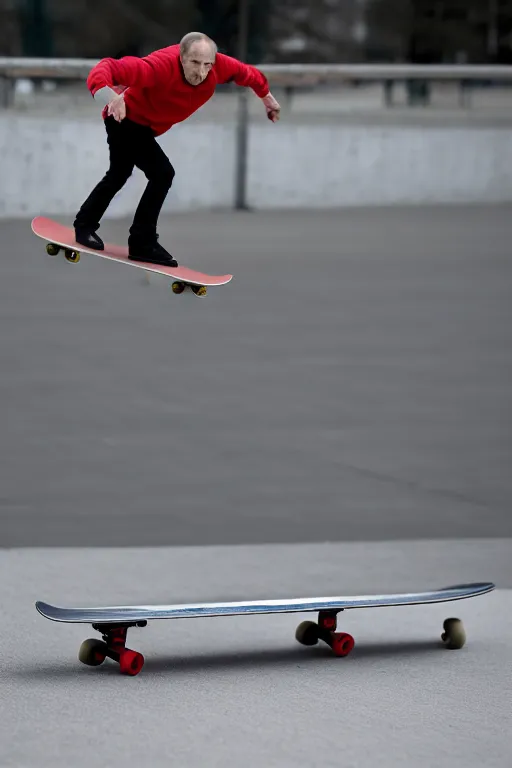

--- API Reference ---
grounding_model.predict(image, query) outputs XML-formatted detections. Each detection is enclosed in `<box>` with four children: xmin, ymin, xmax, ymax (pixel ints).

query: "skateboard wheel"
<box><xmin>441</xmin><ymin>618</ymin><xmax>466</xmax><ymax>649</ymax></box>
<box><xmin>295</xmin><ymin>620</ymin><xmax>319</xmax><ymax>646</ymax></box>
<box><xmin>331</xmin><ymin>632</ymin><xmax>355</xmax><ymax>657</ymax></box>
<box><xmin>171</xmin><ymin>281</ymin><xmax>185</xmax><ymax>294</ymax></box>
<box><xmin>78</xmin><ymin>638</ymin><xmax>107</xmax><ymax>667</ymax></box>
<box><xmin>64</xmin><ymin>249</ymin><xmax>80</xmax><ymax>264</ymax></box>
<box><xmin>46</xmin><ymin>243</ymin><xmax>60</xmax><ymax>256</ymax></box>
<box><xmin>192</xmin><ymin>285</ymin><xmax>207</xmax><ymax>297</ymax></box>
<box><xmin>118</xmin><ymin>649</ymin><xmax>145</xmax><ymax>676</ymax></box>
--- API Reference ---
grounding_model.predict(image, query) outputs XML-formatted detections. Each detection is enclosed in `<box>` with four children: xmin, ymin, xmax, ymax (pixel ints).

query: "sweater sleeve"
<box><xmin>87</xmin><ymin>53</ymin><xmax>168</xmax><ymax>95</ymax></box>
<box><xmin>214</xmin><ymin>53</ymin><xmax>269</xmax><ymax>98</ymax></box>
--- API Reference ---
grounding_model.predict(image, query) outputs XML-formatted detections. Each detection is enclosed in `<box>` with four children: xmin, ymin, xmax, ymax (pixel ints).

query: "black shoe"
<box><xmin>128</xmin><ymin>240</ymin><xmax>178</xmax><ymax>267</ymax></box>
<box><xmin>75</xmin><ymin>228</ymin><xmax>104</xmax><ymax>251</ymax></box>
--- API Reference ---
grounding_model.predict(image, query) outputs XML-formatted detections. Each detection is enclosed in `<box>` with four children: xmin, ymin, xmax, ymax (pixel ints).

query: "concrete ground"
<box><xmin>1</xmin><ymin>205</ymin><xmax>511</xmax><ymax>766</ymax></box>
<box><xmin>2</xmin><ymin>205</ymin><xmax>512</xmax><ymax>546</ymax></box>
<box><xmin>1</xmin><ymin>543</ymin><xmax>510</xmax><ymax>767</ymax></box>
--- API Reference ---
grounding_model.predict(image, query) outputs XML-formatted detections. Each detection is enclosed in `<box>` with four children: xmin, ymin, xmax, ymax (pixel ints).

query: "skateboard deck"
<box><xmin>31</xmin><ymin>216</ymin><xmax>233</xmax><ymax>297</ymax></box>
<box><xmin>35</xmin><ymin>581</ymin><xmax>494</xmax><ymax>676</ymax></box>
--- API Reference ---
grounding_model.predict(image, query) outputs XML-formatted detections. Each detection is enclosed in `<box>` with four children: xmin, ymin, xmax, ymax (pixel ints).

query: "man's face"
<box><xmin>180</xmin><ymin>41</ymin><xmax>215</xmax><ymax>85</ymax></box>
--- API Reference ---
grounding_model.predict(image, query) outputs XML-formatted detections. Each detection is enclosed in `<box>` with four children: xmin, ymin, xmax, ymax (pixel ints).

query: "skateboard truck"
<box><xmin>295</xmin><ymin>608</ymin><xmax>355</xmax><ymax>657</ymax></box>
<box><xmin>78</xmin><ymin>621</ymin><xmax>147</xmax><ymax>676</ymax></box>
<box><xmin>79</xmin><ymin>610</ymin><xmax>356</xmax><ymax>676</ymax></box>
<box><xmin>78</xmin><ymin>610</ymin><xmax>356</xmax><ymax>676</ymax></box>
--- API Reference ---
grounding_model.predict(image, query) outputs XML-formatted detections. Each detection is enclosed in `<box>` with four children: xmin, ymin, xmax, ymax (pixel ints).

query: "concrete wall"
<box><xmin>1</xmin><ymin>113</ymin><xmax>512</xmax><ymax>218</ymax></box>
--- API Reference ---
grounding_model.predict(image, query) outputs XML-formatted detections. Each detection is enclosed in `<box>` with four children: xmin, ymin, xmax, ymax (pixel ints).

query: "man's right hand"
<box><xmin>107</xmin><ymin>93</ymin><xmax>126</xmax><ymax>122</ymax></box>
<box><xmin>93</xmin><ymin>85</ymin><xmax>127</xmax><ymax>122</ymax></box>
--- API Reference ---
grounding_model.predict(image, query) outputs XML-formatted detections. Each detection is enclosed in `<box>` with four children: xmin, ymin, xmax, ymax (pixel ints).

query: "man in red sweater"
<box><xmin>74</xmin><ymin>31</ymin><xmax>280</xmax><ymax>266</ymax></box>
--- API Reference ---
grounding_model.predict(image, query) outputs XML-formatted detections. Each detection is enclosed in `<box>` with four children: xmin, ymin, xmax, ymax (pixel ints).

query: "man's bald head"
<box><xmin>180</xmin><ymin>32</ymin><xmax>217</xmax><ymax>57</ymax></box>
<box><xmin>179</xmin><ymin>32</ymin><xmax>217</xmax><ymax>85</ymax></box>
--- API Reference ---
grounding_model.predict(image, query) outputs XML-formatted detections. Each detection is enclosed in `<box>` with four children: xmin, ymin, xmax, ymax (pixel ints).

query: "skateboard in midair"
<box><xmin>35</xmin><ymin>581</ymin><xmax>495</xmax><ymax>677</ymax></box>
<box><xmin>31</xmin><ymin>216</ymin><xmax>233</xmax><ymax>297</ymax></box>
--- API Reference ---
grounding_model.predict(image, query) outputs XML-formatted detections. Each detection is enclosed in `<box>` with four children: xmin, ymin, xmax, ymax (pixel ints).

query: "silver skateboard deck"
<box><xmin>35</xmin><ymin>582</ymin><xmax>495</xmax><ymax>677</ymax></box>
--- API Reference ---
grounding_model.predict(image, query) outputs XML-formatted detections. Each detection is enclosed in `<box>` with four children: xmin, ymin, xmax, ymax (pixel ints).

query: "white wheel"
<box><xmin>441</xmin><ymin>618</ymin><xmax>466</xmax><ymax>649</ymax></box>
<box><xmin>78</xmin><ymin>638</ymin><xmax>107</xmax><ymax>666</ymax></box>
<box><xmin>295</xmin><ymin>620</ymin><xmax>319</xmax><ymax>646</ymax></box>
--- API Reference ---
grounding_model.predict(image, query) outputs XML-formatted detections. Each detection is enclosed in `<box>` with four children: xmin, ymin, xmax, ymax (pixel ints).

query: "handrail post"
<box><xmin>234</xmin><ymin>0</ymin><xmax>250</xmax><ymax>211</ymax></box>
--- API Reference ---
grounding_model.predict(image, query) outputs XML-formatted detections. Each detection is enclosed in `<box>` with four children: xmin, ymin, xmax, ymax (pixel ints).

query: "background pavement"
<box><xmin>2</xmin><ymin>205</ymin><xmax>512</xmax><ymax>546</ymax></box>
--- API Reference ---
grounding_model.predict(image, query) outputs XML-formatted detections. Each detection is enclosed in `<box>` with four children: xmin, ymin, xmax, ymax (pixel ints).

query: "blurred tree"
<box><xmin>364</xmin><ymin>0</ymin><xmax>512</xmax><ymax>63</ymax></box>
<box><xmin>0</xmin><ymin>1</ymin><xmax>22</xmax><ymax>55</ymax></box>
<box><xmin>195</xmin><ymin>0</ymin><xmax>271</xmax><ymax>62</ymax></box>
<box><xmin>363</xmin><ymin>0</ymin><xmax>414</xmax><ymax>61</ymax></box>
<box><xmin>495</xmin><ymin>0</ymin><xmax>512</xmax><ymax>62</ymax></box>
<box><xmin>45</xmin><ymin>0</ymin><xmax>196</xmax><ymax>58</ymax></box>
<box><xmin>267</xmin><ymin>0</ymin><xmax>370</xmax><ymax>63</ymax></box>
<box><xmin>2</xmin><ymin>0</ymin><xmax>511</xmax><ymax>63</ymax></box>
<box><xmin>20</xmin><ymin>0</ymin><xmax>54</xmax><ymax>56</ymax></box>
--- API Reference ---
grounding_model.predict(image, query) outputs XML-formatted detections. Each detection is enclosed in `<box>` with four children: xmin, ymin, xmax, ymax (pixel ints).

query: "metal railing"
<box><xmin>2</xmin><ymin>58</ymin><xmax>512</xmax><ymax>80</ymax></box>
<box><xmin>1</xmin><ymin>58</ymin><xmax>512</xmax><ymax>101</ymax></box>
<box><xmin>1</xmin><ymin>58</ymin><xmax>512</xmax><ymax>116</ymax></box>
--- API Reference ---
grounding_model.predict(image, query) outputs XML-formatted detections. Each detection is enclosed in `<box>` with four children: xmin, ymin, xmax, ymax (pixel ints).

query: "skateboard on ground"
<box><xmin>35</xmin><ymin>581</ymin><xmax>495</xmax><ymax>677</ymax></box>
<box><xmin>31</xmin><ymin>216</ymin><xmax>233</xmax><ymax>298</ymax></box>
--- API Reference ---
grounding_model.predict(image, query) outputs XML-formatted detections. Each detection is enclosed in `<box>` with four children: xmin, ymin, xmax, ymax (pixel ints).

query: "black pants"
<box><xmin>74</xmin><ymin>116</ymin><xmax>175</xmax><ymax>245</ymax></box>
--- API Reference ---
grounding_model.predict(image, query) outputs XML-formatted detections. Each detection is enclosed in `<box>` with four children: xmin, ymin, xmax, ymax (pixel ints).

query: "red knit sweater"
<box><xmin>87</xmin><ymin>44</ymin><xmax>270</xmax><ymax>136</ymax></box>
